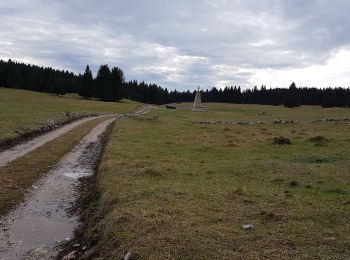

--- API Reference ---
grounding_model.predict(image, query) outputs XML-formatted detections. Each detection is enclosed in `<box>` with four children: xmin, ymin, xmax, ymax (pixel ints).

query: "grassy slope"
<box><xmin>0</xmin><ymin>88</ymin><xmax>138</xmax><ymax>141</ymax></box>
<box><xmin>91</xmin><ymin>104</ymin><xmax>350</xmax><ymax>259</ymax></box>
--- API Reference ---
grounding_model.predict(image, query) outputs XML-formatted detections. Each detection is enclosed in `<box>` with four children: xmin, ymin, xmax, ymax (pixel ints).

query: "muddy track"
<box><xmin>0</xmin><ymin>114</ymin><xmax>98</xmax><ymax>153</ymax></box>
<box><xmin>0</xmin><ymin>116</ymin><xmax>104</xmax><ymax>168</ymax></box>
<box><xmin>0</xmin><ymin>116</ymin><xmax>119</xmax><ymax>259</ymax></box>
<box><xmin>0</xmin><ymin>105</ymin><xmax>154</xmax><ymax>169</ymax></box>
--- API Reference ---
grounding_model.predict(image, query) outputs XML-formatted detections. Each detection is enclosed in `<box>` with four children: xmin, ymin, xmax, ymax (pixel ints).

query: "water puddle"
<box><xmin>0</xmin><ymin>117</ymin><xmax>116</xmax><ymax>259</ymax></box>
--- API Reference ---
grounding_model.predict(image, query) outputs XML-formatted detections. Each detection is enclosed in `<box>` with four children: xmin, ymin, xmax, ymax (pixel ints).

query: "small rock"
<box><xmin>62</xmin><ymin>250</ymin><xmax>76</xmax><ymax>260</ymax></box>
<box><xmin>32</xmin><ymin>185</ymin><xmax>39</xmax><ymax>190</ymax></box>
<box><xmin>65</xmin><ymin>237</ymin><xmax>70</xmax><ymax>241</ymax></box>
<box><xmin>324</xmin><ymin>236</ymin><xmax>337</xmax><ymax>241</ymax></box>
<box><xmin>82</xmin><ymin>246</ymin><xmax>87</xmax><ymax>250</ymax></box>
<box><xmin>122</xmin><ymin>251</ymin><xmax>140</xmax><ymax>260</ymax></box>
<box><xmin>242</xmin><ymin>224</ymin><xmax>254</xmax><ymax>230</ymax></box>
<box><xmin>32</xmin><ymin>247</ymin><xmax>48</xmax><ymax>255</ymax></box>
<box><xmin>73</xmin><ymin>243</ymin><xmax>80</xmax><ymax>247</ymax></box>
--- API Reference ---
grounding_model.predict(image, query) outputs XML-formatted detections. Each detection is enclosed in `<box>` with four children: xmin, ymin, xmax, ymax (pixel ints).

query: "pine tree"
<box><xmin>95</xmin><ymin>65</ymin><xmax>112</xmax><ymax>101</ymax></box>
<box><xmin>110</xmin><ymin>67</ymin><xmax>124</xmax><ymax>101</ymax></box>
<box><xmin>79</xmin><ymin>65</ymin><xmax>94</xmax><ymax>99</ymax></box>
<box><xmin>284</xmin><ymin>82</ymin><xmax>300</xmax><ymax>108</ymax></box>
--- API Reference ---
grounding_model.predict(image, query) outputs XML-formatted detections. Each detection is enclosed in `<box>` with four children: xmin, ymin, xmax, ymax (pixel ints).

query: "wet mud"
<box><xmin>0</xmin><ymin>116</ymin><xmax>117</xmax><ymax>259</ymax></box>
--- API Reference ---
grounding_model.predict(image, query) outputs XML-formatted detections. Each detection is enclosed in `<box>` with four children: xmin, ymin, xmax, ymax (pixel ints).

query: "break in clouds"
<box><xmin>1</xmin><ymin>0</ymin><xmax>350</xmax><ymax>90</ymax></box>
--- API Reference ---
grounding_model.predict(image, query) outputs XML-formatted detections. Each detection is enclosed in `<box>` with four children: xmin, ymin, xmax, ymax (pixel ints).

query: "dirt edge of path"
<box><xmin>0</xmin><ymin>117</ymin><xmax>110</xmax><ymax>216</ymax></box>
<box><xmin>56</xmin><ymin>118</ymin><xmax>117</xmax><ymax>260</ymax></box>
<box><xmin>0</xmin><ymin>113</ymin><xmax>98</xmax><ymax>152</ymax></box>
<box><xmin>56</xmin><ymin>106</ymin><xmax>153</xmax><ymax>259</ymax></box>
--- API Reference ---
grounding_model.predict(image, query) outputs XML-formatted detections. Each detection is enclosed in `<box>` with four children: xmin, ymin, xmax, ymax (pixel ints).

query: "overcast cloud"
<box><xmin>1</xmin><ymin>0</ymin><xmax>350</xmax><ymax>90</ymax></box>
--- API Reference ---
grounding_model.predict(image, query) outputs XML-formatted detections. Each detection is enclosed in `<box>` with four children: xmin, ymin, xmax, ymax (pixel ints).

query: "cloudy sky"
<box><xmin>1</xmin><ymin>0</ymin><xmax>350</xmax><ymax>90</ymax></box>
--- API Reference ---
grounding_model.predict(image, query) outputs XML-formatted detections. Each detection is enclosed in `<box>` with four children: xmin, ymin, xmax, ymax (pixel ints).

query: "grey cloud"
<box><xmin>1</xmin><ymin>0</ymin><xmax>350</xmax><ymax>90</ymax></box>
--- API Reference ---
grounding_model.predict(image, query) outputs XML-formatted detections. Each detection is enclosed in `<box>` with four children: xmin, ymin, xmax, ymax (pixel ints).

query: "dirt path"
<box><xmin>134</xmin><ymin>105</ymin><xmax>152</xmax><ymax>115</ymax></box>
<box><xmin>0</xmin><ymin>105</ymin><xmax>155</xmax><ymax>170</ymax></box>
<box><xmin>0</xmin><ymin>116</ymin><xmax>103</xmax><ymax>168</ymax></box>
<box><xmin>0</xmin><ymin>105</ymin><xmax>154</xmax><ymax>169</ymax></box>
<box><xmin>0</xmin><ymin>116</ymin><xmax>118</xmax><ymax>259</ymax></box>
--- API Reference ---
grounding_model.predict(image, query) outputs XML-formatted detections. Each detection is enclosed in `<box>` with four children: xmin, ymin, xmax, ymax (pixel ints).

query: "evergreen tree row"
<box><xmin>78</xmin><ymin>65</ymin><xmax>124</xmax><ymax>102</ymax></box>
<box><xmin>201</xmin><ymin>82</ymin><xmax>350</xmax><ymax>108</ymax></box>
<box><xmin>1</xmin><ymin>59</ymin><xmax>350</xmax><ymax>107</ymax></box>
<box><xmin>0</xmin><ymin>59</ymin><xmax>79</xmax><ymax>94</ymax></box>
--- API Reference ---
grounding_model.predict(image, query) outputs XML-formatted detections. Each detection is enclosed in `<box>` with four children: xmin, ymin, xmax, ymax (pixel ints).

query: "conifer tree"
<box><xmin>96</xmin><ymin>64</ymin><xmax>112</xmax><ymax>101</ymax></box>
<box><xmin>110</xmin><ymin>67</ymin><xmax>124</xmax><ymax>101</ymax></box>
<box><xmin>79</xmin><ymin>65</ymin><xmax>94</xmax><ymax>99</ymax></box>
<box><xmin>284</xmin><ymin>82</ymin><xmax>300</xmax><ymax>108</ymax></box>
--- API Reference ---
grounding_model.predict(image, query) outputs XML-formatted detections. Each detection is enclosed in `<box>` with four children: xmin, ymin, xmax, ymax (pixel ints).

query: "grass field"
<box><xmin>0</xmin><ymin>88</ymin><xmax>138</xmax><ymax>141</ymax></box>
<box><xmin>81</xmin><ymin>103</ymin><xmax>350</xmax><ymax>259</ymax></box>
<box><xmin>1</xmin><ymin>89</ymin><xmax>349</xmax><ymax>259</ymax></box>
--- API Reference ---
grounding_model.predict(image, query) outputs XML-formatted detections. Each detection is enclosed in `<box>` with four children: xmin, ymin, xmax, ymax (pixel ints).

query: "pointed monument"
<box><xmin>192</xmin><ymin>86</ymin><xmax>204</xmax><ymax>111</ymax></box>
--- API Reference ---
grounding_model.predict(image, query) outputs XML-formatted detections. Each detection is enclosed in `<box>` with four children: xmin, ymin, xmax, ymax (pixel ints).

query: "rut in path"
<box><xmin>0</xmin><ymin>116</ymin><xmax>118</xmax><ymax>260</ymax></box>
<box><xmin>0</xmin><ymin>116</ymin><xmax>100</xmax><ymax>168</ymax></box>
<box><xmin>0</xmin><ymin>105</ymin><xmax>153</xmax><ymax>168</ymax></box>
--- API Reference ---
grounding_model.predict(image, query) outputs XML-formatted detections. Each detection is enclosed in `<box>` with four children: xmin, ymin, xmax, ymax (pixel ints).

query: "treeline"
<box><xmin>202</xmin><ymin>83</ymin><xmax>350</xmax><ymax>108</ymax></box>
<box><xmin>0</xmin><ymin>59</ymin><xmax>79</xmax><ymax>94</ymax></box>
<box><xmin>0</xmin><ymin>59</ymin><xmax>193</xmax><ymax>104</ymax></box>
<box><xmin>123</xmin><ymin>80</ymin><xmax>194</xmax><ymax>105</ymax></box>
<box><xmin>78</xmin><ymin>65</ymin><xmax>123</xmax><ymax>102</ymax></box>
<box><xmin>1</xmin><ymin>59</ymin><xmax>350</xmax><ymax>107</ymax></box>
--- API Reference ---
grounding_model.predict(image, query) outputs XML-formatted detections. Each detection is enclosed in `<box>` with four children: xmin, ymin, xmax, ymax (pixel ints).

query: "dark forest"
<box><xmin>1</xmin><ymin>59</ymin><xmax>349</xmax><ymax>108</ymax></box>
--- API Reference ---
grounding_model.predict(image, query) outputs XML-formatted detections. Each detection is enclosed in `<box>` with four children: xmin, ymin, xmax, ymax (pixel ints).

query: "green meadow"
<box><xmin>0</xmin><ymin>88</ymin><xmax>138</xmax><ymax>141</ymax></box>
<box><xmin>0</xmin><ymin>88</ymin><xmax>349</xmax><ymax>259</ymax></box>
<box><xmin>89</xmin><ymin>103</ymin><xmax>350</xmax><ymax>259</ymax></box>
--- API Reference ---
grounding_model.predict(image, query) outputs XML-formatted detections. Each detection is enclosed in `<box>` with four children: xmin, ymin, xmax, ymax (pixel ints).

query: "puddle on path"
<box><xmin>0</xmin><ymin>117</ymin><xmax>117</xmax><ymax>259</ymax></box>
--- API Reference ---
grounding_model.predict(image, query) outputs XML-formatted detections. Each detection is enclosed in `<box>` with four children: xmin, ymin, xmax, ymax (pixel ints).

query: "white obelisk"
<box><xmin>192</xmin><ymin>86</ymin><xmax>203</xmax><ymax>111</ymax></box>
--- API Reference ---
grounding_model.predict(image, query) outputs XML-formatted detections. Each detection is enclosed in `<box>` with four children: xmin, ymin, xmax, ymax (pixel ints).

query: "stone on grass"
<box><xmin>62</xmin><ymin>250</ymin><xmax>76</xmax><ymax>260</ymax></box>
<box><xmin>123</xmin><ymin>251</ymin><xmax>140</xmax><ymax>260</ymax></box>
<box><xmin>242</xmin><ymin>224</ymin><xmax>254</xmax><ymax>230</ymax></box>
<box><xmin>273</xmin><ymin>136</ymin><xmax>292</xmax><ymax>145</ymax></box>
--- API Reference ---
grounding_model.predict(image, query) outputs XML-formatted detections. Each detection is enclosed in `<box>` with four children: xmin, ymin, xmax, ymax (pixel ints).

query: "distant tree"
<box><xmin>54</xmin><ymin>83</ymin><xmax>66</xmax><ymax>96</ymax></box>
<box><xmin>110</xmin><ymin>67</ymin><xmax>124</xmax><ymax>101</ymax></box>
<box><xmin>284</xmin><ymin>82</ymin><xmax>300</xmax><ymax>108</ymax></box>
<box><xmin>79</xmin><ymin>65</ymin><xmax>94</xmax><ymax>99</ymax></box>
<box><xmin>96</xmin><ymin>64</ymin><xmax>112</xmax><ymax>101</ymax></box>
<box><xmin>346</xmin><ymin>91</ymin><xmax>350</xmax><ymax>107</ymax></box>
<box><xmin>5</xmin><ymin>59</ymin><xmax>22</xmax><ymax>88</ymax></box>
<box><xmin>321</xmin><ymin>88</ymin><xmax>336</xmax><ymax>108</ymax></box>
